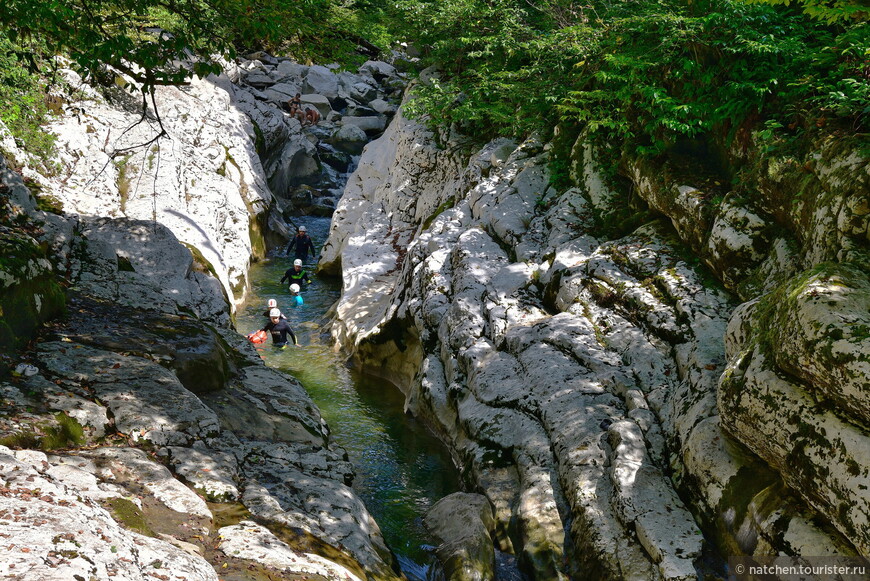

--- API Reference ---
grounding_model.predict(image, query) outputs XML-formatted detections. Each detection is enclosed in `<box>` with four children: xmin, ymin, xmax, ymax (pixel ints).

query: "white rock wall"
<box><xmin>322</xmin><ymin>104</ymin><xmax>865</xmax><ymax>578</ymax></box>
<box><xmin>37</xmin><ymin>67</ymin><xmax>272</xmax><ymax>307</ymax></box>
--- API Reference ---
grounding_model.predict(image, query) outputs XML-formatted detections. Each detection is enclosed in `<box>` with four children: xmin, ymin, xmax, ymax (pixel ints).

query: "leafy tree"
<box><xmin>0</xmin><ymin>0</ymin><xmax>396</xmax><ymax>150</ymax></box>
<box><xmin>390</xmin><ymin>0</ymin><xmax>868</xmax><ymax>154</ymax></box>
<box><xmin>0</xmin><ymin>31</ymin><xmax>56</xmax><ymax>161</ymax></box>
<box><xmin>746</xmin><ymin>0</ymin><xmax>868</xmax><ymax>24</ymax></box>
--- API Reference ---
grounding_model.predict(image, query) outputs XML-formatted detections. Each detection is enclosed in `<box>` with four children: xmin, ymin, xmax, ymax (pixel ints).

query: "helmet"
<box><xmin>267</xmin><ymin>299</ymin><xmax>277</xmax><ymax>308</ymax></box>
<box><xmin>299</xmin><ymin>225</ymin><xmax>307</xmax><ymax>232</ymax></box>
<box><xmin>294</xmin><ymin>259</ymin><xmax>302</xmax><ymax>267</ymax></box>
<box><xmin>289</xmin><ymin>284</ymin><xmax>300</xmax><ymax>293</ymax></box>
<box><xmin>269</xmin><ymin>308</ymin><xmax>281</xmax><ymax>318</ymax></box>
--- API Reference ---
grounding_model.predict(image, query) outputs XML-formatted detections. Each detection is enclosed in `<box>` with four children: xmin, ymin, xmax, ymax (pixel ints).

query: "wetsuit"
<box><xmin>286</xmin><ymin>234</ymin><xmax>316</xmax><ymax>262</ymax></box>
<box><xmin>290</xmin><ymin>295</ymin><xmax>304</xmax><ymax>307</ymax></box>
<box><xmin>280</xmin><ymin>267</ymin><xmax>311</xmax><ymax>285</ymax></box>
<box><xmin>262</xmin><ymin>319</ymin><xmax>298</xmax><ymax>346</ymax></box>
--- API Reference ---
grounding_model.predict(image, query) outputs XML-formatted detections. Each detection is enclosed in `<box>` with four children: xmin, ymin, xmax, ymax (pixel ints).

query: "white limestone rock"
<box><xmin>42</xmin><ymin>70</ymin><xmax>272</xmax><ymax>308</ymax></box>
<box><xmin>719</xmin><ymin>346</ymin><xmax>870</xmax><ymax>554</ymax></box>
<box><xmin>0</xmin><ymin>447</ymin><xmax>218</xmax><ymax>581</ymax></box>
<box><xmin>341</xmin><ymin>115</ymin><xmax>387</xmax><ymax>134</ymax></box>
<box><xmin>219</xmin><ymin>520</ymin><xmax>365</xmax><ymax>581</ymax></box>
<box><xmin>303</xmin><ymin>65</ymin><xmax>340</xmax><ymax>100</ymax></box>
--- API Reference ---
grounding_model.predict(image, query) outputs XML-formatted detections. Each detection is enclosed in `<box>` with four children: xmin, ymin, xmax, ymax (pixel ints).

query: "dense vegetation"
<box><xmin>395</xmin><ymin>0</ymin><xmax>868</xmax><ymax>155</ymax></box>
<box><xmin>0</xmin><ymin>0</ymin><xmax>866</xmax><ymax>161</ymax></box>
<box><xmin>0</xmin><ymin>0</ymin><xmax>390</xmax><ymax>157</ymax></box>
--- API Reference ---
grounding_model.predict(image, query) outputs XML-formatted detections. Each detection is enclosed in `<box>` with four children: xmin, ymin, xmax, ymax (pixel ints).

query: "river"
<box><xmin>234</xmin><ymin>216</ymin><xmax>461</xmax><ymax>576</ymax></box>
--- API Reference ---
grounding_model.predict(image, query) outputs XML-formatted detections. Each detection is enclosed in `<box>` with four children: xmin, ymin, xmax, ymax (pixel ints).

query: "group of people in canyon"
<box><xmin>252</xmin><ymin>225</ymin><xmax>317</xmax><ymax>348</ymax></box>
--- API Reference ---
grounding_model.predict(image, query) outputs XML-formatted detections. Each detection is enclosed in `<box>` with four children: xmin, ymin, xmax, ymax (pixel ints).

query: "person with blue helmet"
<box><xmin>289</xmin><ymin>284</ymin><xmax>304</xmax><ymax>307</ymax></box>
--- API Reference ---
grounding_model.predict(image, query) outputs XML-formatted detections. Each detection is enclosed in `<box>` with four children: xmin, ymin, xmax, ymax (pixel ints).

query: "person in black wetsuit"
<box><xmin>286</xmin><ymin>225</ymin><xmax>316</xmax><ymax>262</ymax></box>
<box><xmin>281</xmin><ymin>259</ymin><xmax>311</xmax><ymax>286</ymax></box>
<box><xmin>261</xmin><ymin>309</ymin><xmax>298</xmax><ymax>348</ymax></box>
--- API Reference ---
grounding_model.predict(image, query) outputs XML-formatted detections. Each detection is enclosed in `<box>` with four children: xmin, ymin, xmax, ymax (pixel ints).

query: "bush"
<box><xmin>0</xmin><ymin>31</ymin><xmax>57</xmax><ymax>162</ymax></box>
<box><xmin>393</xmin><ymin>0</ymin><xmax>869</xmax><ymax>153</ymax></box>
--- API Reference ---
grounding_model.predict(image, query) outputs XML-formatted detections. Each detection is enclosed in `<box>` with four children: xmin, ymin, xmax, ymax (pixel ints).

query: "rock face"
<box><xmin>231</xmin><ymin>56</ymin><xmax>406</xmax><ymax>219</ymax></box>
<box><xmin>0</xmin><ymin>160</ymin><xmax>399</xmax><ymax>580</ymax></box>
<box><xmin>12</xmin><ymin>53</ymin><xmax>406</xmax><ymax>308</ymax></box>
<box><xmin>321</xmin><ymin>94</ymin><xmax>868</xmax><ymax>578</ymax></box>
<box><xmin>33</xmin><ymin>68</ymin><xmax>272</xmax><ymax>308</ymax></box>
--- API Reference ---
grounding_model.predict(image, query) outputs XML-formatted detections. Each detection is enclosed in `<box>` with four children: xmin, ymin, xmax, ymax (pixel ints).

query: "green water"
<box><xmin>235</xmin><ymin>217</ymin><xmax>460</xmax><ymax>569</ymax></box>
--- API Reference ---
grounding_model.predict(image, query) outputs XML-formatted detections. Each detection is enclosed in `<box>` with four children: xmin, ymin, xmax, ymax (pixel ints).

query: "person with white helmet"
<box><xmin>262</xmin><ymin>298</ymin><xmax>287</xmax><ymax>319</ymax></box>
<box><xmin>280</xmin><ymin>258</ymin><xmax>311</xmax><ymax>287</ymax></box>
<box><xmin>286</xmin><ymin>224</ymin><xmax>316</xmax><ymax>262</ymax></box>
<box><xmin>259</xmin><ymin>308</ymin><xmax>298</xmax><ymax>348</ymax></box>
<box><xmin>288</xmin><ymin>284</ymin><xmax>304</xmax><ymax>307</ymax></box>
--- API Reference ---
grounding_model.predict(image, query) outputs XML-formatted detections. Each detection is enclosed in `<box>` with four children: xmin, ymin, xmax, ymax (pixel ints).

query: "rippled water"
<box><xmin>235</xmin><ymin>216</ymin><xmax>460</xmax><ymax>570</ymax></box>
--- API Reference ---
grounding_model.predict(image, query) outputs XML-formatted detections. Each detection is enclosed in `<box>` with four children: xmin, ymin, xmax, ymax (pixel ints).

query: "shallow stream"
<box><xmin>234</xmin><ymin>216</ymin><xmax>460</xmax><ymax>574</ymax></box>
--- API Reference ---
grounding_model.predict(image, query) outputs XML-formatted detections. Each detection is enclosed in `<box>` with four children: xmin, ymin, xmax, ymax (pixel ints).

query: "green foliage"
<box><xmin>0</xmin><ymin>0</ymin><xmax>399</xmax><ymax>105</ymax></box>
<box><xmin>745</xmin><ymin>0</ymin><xmax>868</xmax><ymax>24</ymax></box>
<box><xmin>0</xmin><ymin>31</ymin><xmax>57</xmax><ymax>163</ymax></box>
<box><xmin>391</xmin><ymin>0</ymin><xmax>868</xmax><ymax>154</ymax></box>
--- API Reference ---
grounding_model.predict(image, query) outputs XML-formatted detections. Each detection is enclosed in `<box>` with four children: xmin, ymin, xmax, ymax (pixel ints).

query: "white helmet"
<box><xmin>289</xmin><ymin>284</ymin><xmax>300</xmax><ymax>293</ymax></box>
<box><xmin>294</xmin><ymin>259</ymin><xmax>302</xmax><ymax>267</ymax></box>
<box><xmin>267</xmin><ymin>299</ymin><xmax>277</xmax><ymax>308</ymax></box>
<box><xmin>269</xmin><ymin>308</ymin><xmax>281</xmax><ymax>318</ymax></box>
<box><xmin>299</xmin><ymin>225</ymin><xmax>307</xmax><ymax>232</ymax></box>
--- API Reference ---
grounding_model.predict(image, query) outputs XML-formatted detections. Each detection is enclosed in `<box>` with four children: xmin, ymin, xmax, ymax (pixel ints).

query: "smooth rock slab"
<box><xmin>38</xmin><ymin>341</ymin><xmax>221</xmax><ymax>446</ymax></box>
<box><xmin>219</xmin><ymin>520</ymin><xmax>365</xmax><ymax>581</ymax></box>
<box><xmin>425</xmin><ymin>492</ymin><xmax>496</xmax><ymax>581</ymax></box>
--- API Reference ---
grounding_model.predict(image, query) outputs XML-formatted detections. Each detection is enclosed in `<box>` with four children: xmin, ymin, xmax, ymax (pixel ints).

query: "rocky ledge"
<box><xmin>0</xmin><ymin>156</ymin><xmax>400</xmax><ymax>580</ymax></box>
<box><xmin>320</xmin><ymin>97</ymin><xmax>869</xmax><ymax>579</ymax></box>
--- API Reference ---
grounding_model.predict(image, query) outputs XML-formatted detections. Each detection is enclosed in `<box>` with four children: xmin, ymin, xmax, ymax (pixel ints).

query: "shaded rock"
<box><xmin>329</xmin><ymin>124</ymin><xmax>369</xmax><ymax>155</ymax></box>
<box><xmin>219</xmin><ymin>520</ymin><xmax>365</xmax><ymax>581</ymax></box>
<box><xmin>341</xmin><ymin>115</ymin><xmax>387</xmax><ymax>135</ymax></box>
<box><xmin>38</xmin><ymin>341</ymin><xmax>222</xmax><ymax>446</ymax></box>
<box><xmin>301</xmin><ymin>93</ymin><xmax>333</xmax><ymax>117</ymax></box>
<box><xmin>425</xmin><ymin>493</ymin><xmax>496</xmax><ymax>581</ymax></box>
<box><xmin>263</xmin><ymin>82</ymin><xmax>301</xmax><ymax>102</ymax></box>
<box><xmin>370</xmin><ymin>98</ymin><xmax>397</xmax><ymax>115</ymax></box>
<box><xmin>275</xmin><ymin>61</ymin><xmax>308</xmax><ymax>80</ymax></box>
<box><xmin>359</xmin><ymin>60</ymin><xmax>398</xmax><ymax>81</ymax></box>
<box><xmin>244</xmin><ymin>72</ymin><xmax>276</xmax><ymax>88</ymax></box>
<box><xmin>162</xmin><ymin>444</ymin><xmax>239</xmax><ymax>502</ymax></box>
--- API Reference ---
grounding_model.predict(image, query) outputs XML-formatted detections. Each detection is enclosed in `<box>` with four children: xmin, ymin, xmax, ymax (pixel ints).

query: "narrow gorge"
<box><xmin>1</xmin><ymin>20</ymin><xmax>868</xmax><ymax>581</ymax></box>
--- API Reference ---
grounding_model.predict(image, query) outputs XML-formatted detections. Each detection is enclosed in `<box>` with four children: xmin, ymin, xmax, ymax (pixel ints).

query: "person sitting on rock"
<box><xmin>289</xmin><ymin>284</ymin><xmax>304</xmax><ymax>307</ymax></box>
<box><xmin>286</xmin><ymin>225</ymin><xmax>316</xmax><ymax>262</ymax></box>
<box><xmin>261</xmin><ymin>308</ymin><xmax>298</xmax><ymax>348</ymax></box>
<box><xmin>303</xmin><ymin>106</ymin><xmax>321</xmax><ymax>126</ymax></box>
<box><xmin>286</xmin><ymin>93</ymin><xmax>302</xmax><ymax>118</ymax></box>
<box><xmin>262</xmin><ymin>298</ymin><xmax>287</xmax><ymax>319</ymax></box>
<box><xmin>281</xmin><ymin>259</ymin><xmax>311</xmax><ymax>287</ymax></box>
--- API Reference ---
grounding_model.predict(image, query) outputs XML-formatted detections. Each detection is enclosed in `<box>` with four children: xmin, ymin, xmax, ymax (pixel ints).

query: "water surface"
<box><xmin>235</xmin><ymin>216</ymin><xmax>460</xmax><ymax>569</ymax></box>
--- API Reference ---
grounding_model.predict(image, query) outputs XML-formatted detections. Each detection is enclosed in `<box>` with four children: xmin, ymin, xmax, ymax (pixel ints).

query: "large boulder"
<box><xmin>303</xmin><ymin>65</ymin><xmax>340</xmax><ymax>101</ymax></box>
<box><xmin>425</xmin><ymin>493</ymin><xmax>497</xmax><ymax>581</ymax></box>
